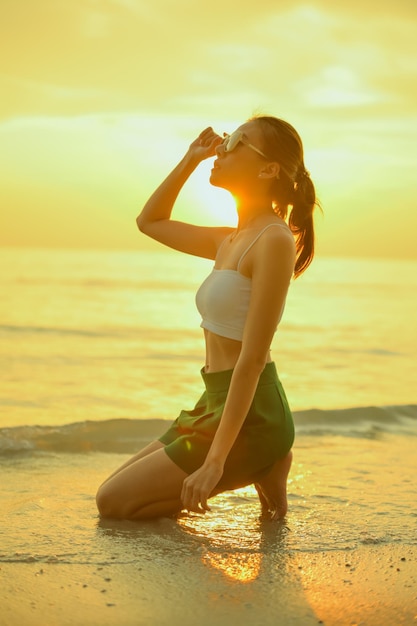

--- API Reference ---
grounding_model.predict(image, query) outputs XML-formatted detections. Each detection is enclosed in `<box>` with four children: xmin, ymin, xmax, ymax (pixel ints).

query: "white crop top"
<box><xmin>195</xmin><ymin>224</ymin><xmax>289</xmax><ymax>341</ymax></box>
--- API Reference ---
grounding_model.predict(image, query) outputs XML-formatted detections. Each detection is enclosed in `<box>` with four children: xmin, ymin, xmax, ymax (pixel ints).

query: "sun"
<box><xmin>184</xmin><ymin>160</ymin><xmax>237</xmax><ymax>226</ymax></box>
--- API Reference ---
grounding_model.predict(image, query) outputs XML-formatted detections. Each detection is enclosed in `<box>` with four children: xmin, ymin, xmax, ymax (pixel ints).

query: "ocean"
<box><xmin>0</xmin><ymin>247</ymin><xmax>416</xmax><ymax>577</ymax></box>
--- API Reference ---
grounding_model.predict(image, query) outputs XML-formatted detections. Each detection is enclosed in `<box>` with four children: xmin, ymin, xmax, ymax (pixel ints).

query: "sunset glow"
<box><xmin>1</xmin><ymin>1</ymin><xmax>416</xmax><ymax>258</ymax></box>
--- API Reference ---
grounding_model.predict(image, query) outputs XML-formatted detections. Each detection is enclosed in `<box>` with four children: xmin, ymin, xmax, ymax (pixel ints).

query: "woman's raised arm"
<box><xmin>136</xmin><ymin>127</ymin><xmax>230</xmax><ymax>259</ymax></box>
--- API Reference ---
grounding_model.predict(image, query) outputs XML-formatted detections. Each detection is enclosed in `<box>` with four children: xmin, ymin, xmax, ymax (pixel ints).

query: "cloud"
<box><xmin>1</xmin><ymin>0</ymin><xmax>416</xmax><ymax>124</ymax></box>
<box><xmin>1</xmin><ymin>0</ymin><xmax>416</xmax><ymax>256</ymax></box>
<box><xmin>315</xmin><ymin>0</ymin><xmax>417</xmax><ymax>17</ymax></box>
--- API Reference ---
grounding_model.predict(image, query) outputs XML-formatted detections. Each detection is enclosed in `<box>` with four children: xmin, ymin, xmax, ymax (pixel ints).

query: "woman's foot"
<box><xmin>254</xmin><ymin>451</ymin><xmax>293</xmax><ymax>520</ymax></box>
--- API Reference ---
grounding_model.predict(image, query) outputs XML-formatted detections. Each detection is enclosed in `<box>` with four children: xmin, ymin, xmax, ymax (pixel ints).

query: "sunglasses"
<box><xmin>222</xmin><ymin>130</ymin><xmax>269</xmax><ymax>159</ymax></box>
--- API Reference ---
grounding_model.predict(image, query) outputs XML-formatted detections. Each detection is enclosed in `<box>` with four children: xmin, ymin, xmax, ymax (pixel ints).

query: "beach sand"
<box><xmin>1</xmin><ymin>431</ymin><xmax>416</xmax><ymax>626</ymax></box>
<box><xmin>1</xmin><ymin>544</ymin><xmax>415</xmax><ymax>626</ymax></box>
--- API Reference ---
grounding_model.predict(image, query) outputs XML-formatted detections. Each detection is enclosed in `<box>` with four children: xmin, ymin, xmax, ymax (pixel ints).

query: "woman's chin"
<box><xmin>209</xmin><ymin>171</ymin><xmax>224</xmax><ymax>189</ymax></box>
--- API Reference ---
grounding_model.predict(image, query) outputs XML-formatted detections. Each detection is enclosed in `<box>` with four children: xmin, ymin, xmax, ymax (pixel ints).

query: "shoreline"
<box><xmin>1</xmin><ymin>544</ymin><xmax>415</xmax><ymax>626</ymax></box>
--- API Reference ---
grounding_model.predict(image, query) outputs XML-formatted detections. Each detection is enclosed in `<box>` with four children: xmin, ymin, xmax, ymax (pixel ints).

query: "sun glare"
<box><xmin>203</xmin><ymin>552</ymin><xmax>261</xmax><ymax>584</ymax></box>
<box><xmin>177</xmin><ymin>486</ymin><xmax>266</xmax><ymax>583</ymax></box>
<box><xmin>186</xmin><ymin>161</ymin><xmax>237</xmax><ymax>226</ymax></box>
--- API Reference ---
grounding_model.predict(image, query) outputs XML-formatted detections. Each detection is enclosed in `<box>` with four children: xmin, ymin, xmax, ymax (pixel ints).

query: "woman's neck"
<box><xmin>234</xmin><ymin>197</ymin><xmax>274</xmax><ymax>232</ymax></box>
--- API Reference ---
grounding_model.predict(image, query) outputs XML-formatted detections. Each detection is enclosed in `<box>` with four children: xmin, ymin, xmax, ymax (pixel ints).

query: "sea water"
<box><xmin>0</xmin><ymin>247</ymin><xmax>416</xmax><ymax>567</ymax></box>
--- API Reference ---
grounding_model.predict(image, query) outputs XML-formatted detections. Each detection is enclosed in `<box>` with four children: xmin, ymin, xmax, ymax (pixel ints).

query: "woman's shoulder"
<box><xmin>256</xmin><ymin>221</ymin><xmax>295</xmax><ymax>251</ymax></box>
<box><xmin>253</xmin><ymin>222</ymin><xmax>296</xmax><ymax>274</ymax></box>
<box><xmin>236</xmin><ymin>221</ymin><xmax>295</xmax><ymax>280</ymax></box>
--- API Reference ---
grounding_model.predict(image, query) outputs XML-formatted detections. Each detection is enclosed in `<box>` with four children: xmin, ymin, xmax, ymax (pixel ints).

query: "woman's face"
<box><xmin>209</xmin><ymin>121</ymin><xmax>268</xmax><ymax>194</ymax></box>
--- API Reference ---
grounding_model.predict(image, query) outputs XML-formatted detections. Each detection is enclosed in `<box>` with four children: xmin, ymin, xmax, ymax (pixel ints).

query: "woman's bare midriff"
<box><xmin>203</xmin><ymin>328</ymin><xmax>271</xmax><ymax>372</ymax></box>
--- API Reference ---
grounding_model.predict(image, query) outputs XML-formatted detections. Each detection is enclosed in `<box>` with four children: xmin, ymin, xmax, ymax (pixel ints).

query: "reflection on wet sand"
<box><xmin>177</xmin><ymin>485</ymin><xmax>290</xmax><ymax>583</ymax></box>
<box><xmin>94</xmin><ymin>485</ymin><xmax>321</xmax><ymax>625</ymax></box>
<box><xmin>202</xmin><ymin>551</ymin><xmax>262</xmax><ymax>583</ymax></box>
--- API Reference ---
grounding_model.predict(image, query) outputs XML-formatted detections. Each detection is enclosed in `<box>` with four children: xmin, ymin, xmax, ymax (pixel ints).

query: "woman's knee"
<box><xmin>95</xmin><ymin>448</ymin><xmax>188</xmax><ymax>520</ymax></box>
<box><xmin>96</xmin><ymin>482</ymin><xmax>126</xmax><ymax>519</ymax></box>
<box><xmin>96</xmin><ymin>483</ymin><xmax>111</xmax><ymax>518</ymax></box>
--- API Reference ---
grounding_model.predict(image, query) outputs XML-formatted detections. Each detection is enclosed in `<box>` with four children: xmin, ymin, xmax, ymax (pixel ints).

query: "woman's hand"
<box><xmin>181</xmin><ymin>460</ymin><xmax>224</xmax><ymax>514</ymax></box>
<box><xmin>188</xmin><ymin>127</ymin><xmax>223</xmax><ymax>162</ymax></box>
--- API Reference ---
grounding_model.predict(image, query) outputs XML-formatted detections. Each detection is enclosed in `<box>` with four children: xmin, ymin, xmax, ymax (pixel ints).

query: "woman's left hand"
<box><xmin>188</xmin><ymin>127</ymin><xmax>223</xmax><ymax>162</ymax></box>
<box><xmin>181</xmin><ymin>461</ymin><xmax>224</xmax><ymax>514</ymax></box>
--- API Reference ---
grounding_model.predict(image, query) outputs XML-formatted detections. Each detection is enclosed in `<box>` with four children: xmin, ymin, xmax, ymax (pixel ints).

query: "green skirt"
<box><xmin>159</xmin><ymin>362</ymin><xmax>294</xmax><ymax>490</ymax></box>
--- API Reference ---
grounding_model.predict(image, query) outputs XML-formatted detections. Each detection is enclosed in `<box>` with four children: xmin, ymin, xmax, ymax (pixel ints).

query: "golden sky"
<box><xmin>1</xmin><ymin>0</ymin><xmax>416</xmax><ymax>258</ymax></box>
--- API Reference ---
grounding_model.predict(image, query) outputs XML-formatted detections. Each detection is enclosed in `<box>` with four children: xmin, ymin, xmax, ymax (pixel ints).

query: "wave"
<box><xmin>0</xmin><ymin>418</ymin><xmax>169</xmax><ymax>456</ymax></box>
<box><xmin>0</xmin><ymin>324</ymin><xmax>110</xmax><ymax>339</ymax></box>
<box><xmin>0</xmin><ymin>324</ymin><xmax>197</xmax><ymax>339</ymax></box>
<box><xmin>0</xmin><ymin>324</ymin><xmax>148</xmax><ymax>339</ymax></box>
<box><xmin>294</xmin><ymin>404</ymin><xmax>417</xmax><ymax>436</ymax></box>
<box><xmin>1</xmin><ymin>405</ymin><xmax>416</xmax><ymax>457</ymax></box>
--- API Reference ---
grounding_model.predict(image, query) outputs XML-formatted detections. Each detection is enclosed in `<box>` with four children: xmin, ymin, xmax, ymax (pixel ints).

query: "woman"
<box><xmin>96</xmin><ymin>115</ymin><xmax>319</xmax><ymax>521</ymax></box>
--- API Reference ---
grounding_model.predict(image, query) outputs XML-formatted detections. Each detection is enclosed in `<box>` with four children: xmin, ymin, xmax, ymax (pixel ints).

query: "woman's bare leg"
<box><xmin>96</xmin><ymin>446</ymin><xmax>188</xmax><ymax>520</ymax></box>
<box><xmin>99</xmin><ymin>440</ymin><xmax>164</xmax><ymax>487</ymax></box>
<box><xmin>254</xmin><ymin>451</ymin><xmax>293</xmax><ymax>520</ymax></box>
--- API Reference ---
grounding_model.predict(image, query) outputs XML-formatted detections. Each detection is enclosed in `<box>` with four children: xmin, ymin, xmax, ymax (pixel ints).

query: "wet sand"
<box><xmin>1</xmin><ymin>544</ymin><xmax>415</xmax><ymax>626</ymax></box>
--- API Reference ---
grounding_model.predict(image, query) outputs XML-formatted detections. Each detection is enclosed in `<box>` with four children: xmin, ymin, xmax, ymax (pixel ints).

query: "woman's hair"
<box><xmin>251</xmin><ymin>115</ymin><xmax>321</xmax><ymax>278</ymax></box>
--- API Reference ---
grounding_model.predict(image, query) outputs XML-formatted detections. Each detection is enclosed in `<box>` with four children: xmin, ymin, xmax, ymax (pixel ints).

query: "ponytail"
<box><xmin>289</xmin><ymin>169</ymin><xmax>317</xmax><ymax>278</ymax></box>
<box><xmin>251</xmin><ymin>115</ymin><xmax>321</xmax><ymax>279</ymax></box>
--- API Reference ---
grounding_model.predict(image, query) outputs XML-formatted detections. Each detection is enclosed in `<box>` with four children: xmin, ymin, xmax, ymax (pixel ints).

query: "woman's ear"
<box><xmin>258</xmin><ymin>162</ymin><xmax>280</xmax><ymax>180</ymax></box>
